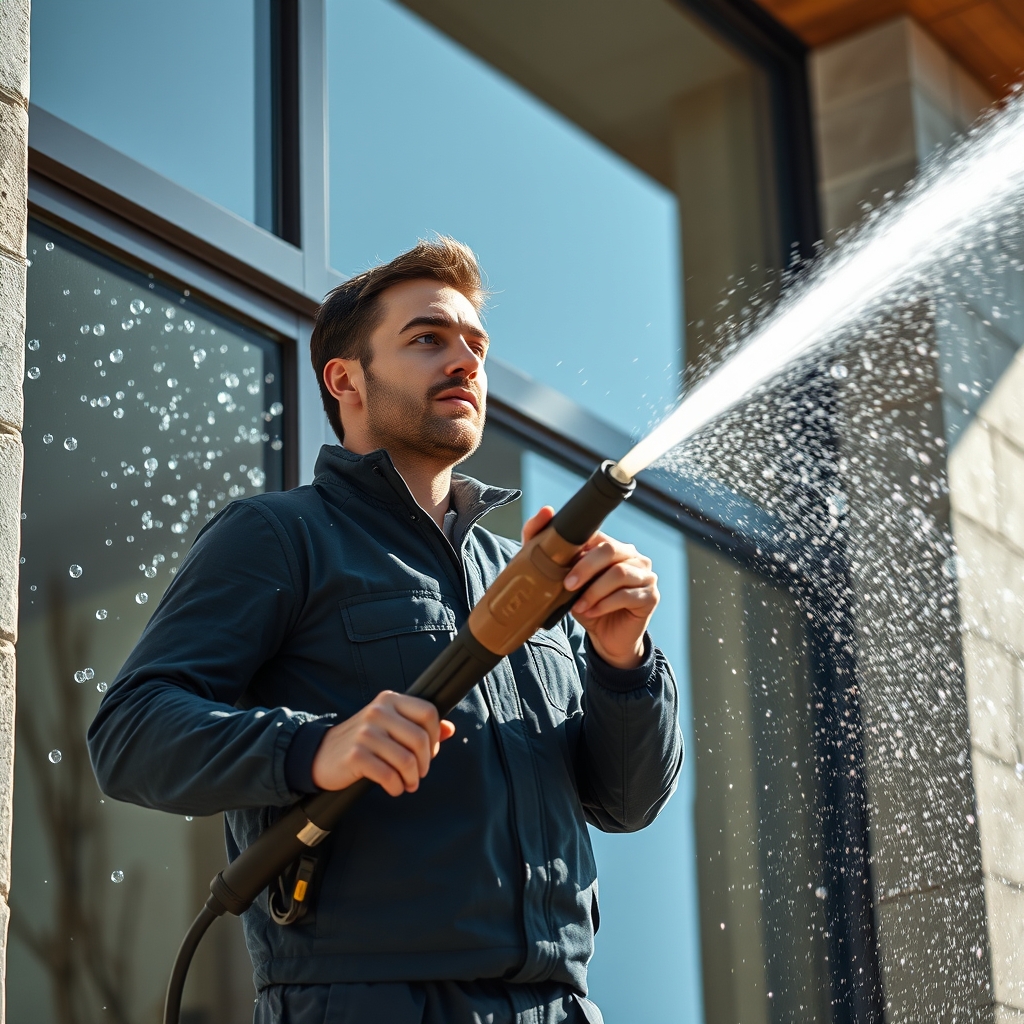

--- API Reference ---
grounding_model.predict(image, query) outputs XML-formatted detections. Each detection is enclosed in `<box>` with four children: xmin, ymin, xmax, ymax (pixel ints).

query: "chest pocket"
<box><xmin>525</xmin><ymin>626</ymin><xmax>582</xmax><ymax>715</ymax></box>
<box><xmin>340</xmin><ymin>591</ymin><xmax>457</xmax><ymax>701</ymax></box>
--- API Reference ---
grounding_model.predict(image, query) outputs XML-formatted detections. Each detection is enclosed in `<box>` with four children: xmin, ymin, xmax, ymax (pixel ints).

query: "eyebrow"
<box><xmin>399</xmin><ymin>314</ymin><xmax>489</xmax><ymax>343</ymax></box>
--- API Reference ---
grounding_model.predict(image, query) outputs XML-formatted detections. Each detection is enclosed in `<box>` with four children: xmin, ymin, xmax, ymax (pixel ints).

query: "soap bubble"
<box><xmin>135</xmin><ymin>592</ymin><xmax>148</xmax><ymax>605</ymax></box>
<box><xmin>42</xmin><ymin>434</ymin><xmax>52</xmax><ymax>444</ymax></box>
<box><xmin>110</xmin><ymin>870</ymin><xmax>124</xmax><ymax>884</ymax></box>
<box><xmin>26</xmin><ymin>367</ymin><xmax>39</xmax><ymax>380</ymax></box>
<box><xmin>109</xmin><ymin>348</ymin><xmax>124</xmax><ymax>363</ymax></box>
<box><xmin>95</xmin><ymin>609</ymin><xmax>107</xmax><ymax>620</ymax></box>
<box><xmin>96</xmin><ymin>681</ymin><xmax>107</xmax><ymax>693</ymax></box>
<box><xmin>64</xmin><ymin>437</ymin><xmax>78</xmax><ymax>451</ymax></box>
<box><xmin>92</xmin><ymin>324</ymin><xmax>105</xmax><ymax>337</ymax></box>
<box><xmin>68</xmin><ymin>564</ymin><xmax>82</xmax><ymax>578</ymax></box>
<box><xmin>48</xmin><ymin>750</ymin><xmax>61</xmax><ymax>764</ymax></box>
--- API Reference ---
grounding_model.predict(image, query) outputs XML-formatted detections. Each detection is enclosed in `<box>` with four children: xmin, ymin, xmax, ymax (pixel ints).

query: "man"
<box><xmin>89</xmin><ymin>237</ymin><xmax>682</xmax><ymax>1024</ymax></box>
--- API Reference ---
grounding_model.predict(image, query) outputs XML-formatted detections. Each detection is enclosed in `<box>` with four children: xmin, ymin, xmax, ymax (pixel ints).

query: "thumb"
<box><xmin>522</xmin><ymin>505</ymin><xmax>555</xmax><ymax>543</ymax></box>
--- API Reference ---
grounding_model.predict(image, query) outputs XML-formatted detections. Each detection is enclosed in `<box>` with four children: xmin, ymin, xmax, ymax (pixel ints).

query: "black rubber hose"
<box><xmin>550</xmin><ymin>461</ymin><xmax>635</xmax><ymax>544</ymax></box>
<box><xmin>163</xmin><ymin>897</ymin><xmax>221</xmax><ymax>1024</ymax></box>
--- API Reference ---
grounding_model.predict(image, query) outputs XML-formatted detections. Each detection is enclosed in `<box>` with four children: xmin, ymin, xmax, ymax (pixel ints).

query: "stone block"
<box><xmin>997</xmin><ymin>1004</ymin><xmax>1024</xmax><ymax>1024</ymax></box>
<box><xmin>949</xmin><ymin>417</ymin><xmax>998</xmax><ymax>532</ymax></box>
<box><xmin>822</xmin><ymin>159</ymin><xmax>918</xmax><ymax>240</ymax></box>
<box><xmin>912</xmin><ymin>88</ymin><xmax>959</xmax><ymax>165</ymax></box>
<box><xmin>973</xmin><ymin>752</ymin><xmax>1024</xmax><ymax>886</ymax></box>
<box><xmin>907</xmin><ymin>18</ymin><xmax>956</xmax><ymax>120</ymax></box>
<box><xmin>817</xmin><ymin>80</ymin><xmax>918</xmax><ymax>186</ymax></box>
<box><xmin>811</xmin><ymin>17</ymin><xmax>910</xmax><ymax>113</ymax></box>
<box><xmin>0</xmin><ymin>435</ymin><xmax>20</xmax><ymax>643</ymax></box>
<box><xmin>986</xmin><ymin>877</ymin><xmax>1024</xmax><ymax>1009</ymax></box>
<box><xmin>953</xmin><ymin>63</ymin><xmax>995</xmax><ymax>130</ymax></box>
<box><xmin>876</xmin><ymin>879</ymin><xmax>991</xmax><ymax>1024</ymax></box>
<box><xmin>0</xmin><ymin>642</ymin><xmax>13</xmax><ymax>899</ymax></box>
<box><xmin>0</xmin><ymin>254</ymin><xmax>23</xmax><ymax>433</ymax></box>
<box><xmin>984</xmin><ymin>351</ymin><xmax>1024</xmax><ymax>458</ymax></box>
<box><xmin>993</xmin><ymin>433</ymin><xmax>1024</xmax><ymax>552</ymax></box>
<box><xmin>0</xmin><ymin>101</ymin><xmax>26</xmax><ymax>259</ymax></box>
<box><xmin>0</xmin><ymin>0</ymin><xmax>29</xmax><ymax>106</ymax></box>
<box><xmin>952</xmin><ymin>512</ymin><xmax>1010</xmax><ymax>643</ymax></box>
<box><xmin>963</xmin><ymin>630</ymin><xmax>1019</xmax><ymax>765</ymax></box>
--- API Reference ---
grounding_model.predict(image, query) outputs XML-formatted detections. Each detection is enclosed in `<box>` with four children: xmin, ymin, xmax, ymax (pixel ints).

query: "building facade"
<box><xmin>2</xmin><ymin>1</ymin><xmax>1022</xmax><ymax>1022</ymax></box>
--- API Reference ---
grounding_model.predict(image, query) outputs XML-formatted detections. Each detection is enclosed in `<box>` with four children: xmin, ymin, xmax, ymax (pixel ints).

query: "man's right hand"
<box><xmin>311</xmin><ymin>691</ymin><xmax>456</xmax><ymax>795</ymax></box>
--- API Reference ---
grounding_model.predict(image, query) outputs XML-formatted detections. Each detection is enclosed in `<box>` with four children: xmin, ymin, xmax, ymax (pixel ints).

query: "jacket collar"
<box><xmin>312</xmin><ymin>444</ymin><xmax>520</xmax><ymax>546</ymax></box>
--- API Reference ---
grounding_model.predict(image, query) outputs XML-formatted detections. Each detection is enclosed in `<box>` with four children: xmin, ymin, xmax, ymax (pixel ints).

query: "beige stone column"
<box><xmin>0</xmin><ymin>1</ymin><xmax>29</xmax><ymax>1020</ymax></box>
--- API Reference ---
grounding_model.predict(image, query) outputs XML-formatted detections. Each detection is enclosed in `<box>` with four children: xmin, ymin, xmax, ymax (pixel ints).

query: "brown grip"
<box><xmin>468</xmin><ymin>525</ymin><xmax>582</xmax><ymax>655</ymax></box>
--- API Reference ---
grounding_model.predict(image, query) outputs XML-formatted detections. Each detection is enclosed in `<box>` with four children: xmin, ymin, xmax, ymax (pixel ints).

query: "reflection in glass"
<box><xmin>11</xmin><ymin>223</ymin><xmax>284</xmax><ymax>1023</ymax></box>
<box><xmin>326</xmin><ymin>0</ymin><xmax>682</xmax><ymax>438</ymax></box>
<box><xmin>31</xmin><ymin>0</ymin><xmax>263</xmax><ymax>226</ymax></box>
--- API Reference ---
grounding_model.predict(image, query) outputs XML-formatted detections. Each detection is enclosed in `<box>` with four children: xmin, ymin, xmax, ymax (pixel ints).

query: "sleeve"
<box><xmin>566</xmin><ymin>617</ymin><xmax>684</xmax><ymax>833</ymax></box>
<box><xmin>87</xmin><ymin>500</ymin><xmax>317</xmax><ymax>816</ymax></box>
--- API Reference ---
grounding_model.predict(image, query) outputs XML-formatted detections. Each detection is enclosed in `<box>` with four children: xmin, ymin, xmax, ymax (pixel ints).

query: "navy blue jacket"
<box><xmin>88</xmin><ymin>445</ymin><xmax>683</xmax><ymax>995</ymax></box>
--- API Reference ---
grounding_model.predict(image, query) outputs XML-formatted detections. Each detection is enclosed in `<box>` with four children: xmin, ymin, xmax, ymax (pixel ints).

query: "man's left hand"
<box><xmin>522</xmin><ymin>507</ymin><xmax>660</xmax><ymax>670</ymax></box>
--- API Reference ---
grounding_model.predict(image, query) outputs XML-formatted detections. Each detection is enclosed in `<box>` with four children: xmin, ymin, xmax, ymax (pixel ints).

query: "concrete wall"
<box><xmin>0</xmin><ymin>0</ymin><xmax>28</xmax><ymax>1019</ymax></box>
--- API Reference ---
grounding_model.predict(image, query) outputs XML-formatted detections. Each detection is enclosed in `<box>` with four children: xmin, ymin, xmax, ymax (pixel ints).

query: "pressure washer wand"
<box><xmin>163</xmin><ymin>459</ymin><xmax>635</xmax><ymax>1024</ymax></box>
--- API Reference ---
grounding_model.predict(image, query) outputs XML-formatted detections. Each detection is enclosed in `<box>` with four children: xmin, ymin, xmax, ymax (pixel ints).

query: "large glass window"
<box><xmin>31</xmin><ymin>0</ymin><xmax>266</xmax><ymax>228</ymax></box>
<box><xmin>11</xmin><ymin>223</ymin><xmax>285</xmax><ymax>1023</ymax></box>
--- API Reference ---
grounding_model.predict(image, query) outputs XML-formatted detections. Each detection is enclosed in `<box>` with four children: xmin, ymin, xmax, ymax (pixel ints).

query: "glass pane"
<box><xmin>11</xmin><ymin>222</ymin><xmax>285</xmax><ymax>1023</ymax></box>
<box><xmin>687</xmin><ymin>540</ymin><xmax>832</xmax><ymax>1024</ymax></box>
<box><xmin>32</xmin><ymin>0</ymin><xmax>262</xmax><ymax>226</ymax></box>
<box><xmin>326</xmin><ymin>0</ymin><xmax>683</xmax><ymax>439</ymax></box>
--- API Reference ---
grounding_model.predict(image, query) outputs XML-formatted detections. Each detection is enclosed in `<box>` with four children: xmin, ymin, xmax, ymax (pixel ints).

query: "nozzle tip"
<box><xmin>608</xmin><ymin>462</ymin><xmax>633</xmax><ymax>486</ymax></box>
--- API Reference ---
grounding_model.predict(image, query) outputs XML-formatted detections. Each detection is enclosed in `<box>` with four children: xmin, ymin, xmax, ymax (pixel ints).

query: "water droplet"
<box><xmin>144</xmin><ymin>457</ymin><xmax>158</xmax><ymax>473</ymax></box>
<box><xmin>27</xmin><ymin>339</ymin><xmax>39</xmax><ymax>351</ymax></box>
<box><xmin>171</xmin><ymin>522</ymin><xmax>187</xmax><ymax>535</ymax></box>
<box><xmin>829</xmin><ymin>363</ymin><xmax>848</xmax><ymax>379</ymax></box>
<box><xmin>165</xmin><ymin>306</ymin><xmax>176</xmax><ymax>319</ymax></box>
<box><xmin>153</xmin><ymin>362</ymin><xmax>165</xmax><ymax>373</ymax></box>
<box><xmin>183</xmin><ymin>319</ymin><xmax>195</xmax><ymax>334</ymax></box>
<box><xmin>96</xmin><ymin>681</ymin><xmax>108</xmax><ymax>693</ymax></box>
<box><xmin>97</xmin><ymin>395</ymin><xmax>110</xmax><ymax>408</ymax></box>
<box><xmin>68</xmin><ymin>564</ymin><xmax>82</xmax><ymax>578</ymax></box>
<box><xmin>271</xmin><ymin>439</ymin><xmax>283</xmax><ymax>451</ymax></box>
<box><xmin>166</xmin><ymin>377</ymin><xmax>178</xmax><ymax>388</ymax></box>
<box><xmin>815</xmin><ymin>886</ymin><xmax>828</xmax><ymax>900</ymax></box>
<box><xmin>143</xmin><ymin>566</ymin><xmax>156</xmax><ymax>579</ymax></box>
<box><xmin>44</xmin><ymin>241</ymin><xmax>54</xmax><ymax>251</ymax></box>
<box><xmin>269</xmin><ymin>402</ymin><xmax>284</xmax><ymax>417</ymax></box>
<box><xmin>64</xmin><ymin>437</ymin><xmax>78</xmax><ymax>451</ymax></box>
<box><xmin>193</xmin><ymin>348</ymin><xmax>207</xmax><ymax>366</ymax></box>
<box><xmin>109</xmin><ymin>349</ymin><xmax>124</xmax><ymax>365</ymax></box>
<box><xmin>84</xmin><ymin>667</ymin><xmax>94</xmax><ymax>680</ymax></box>
<box><xmin>1016</xmin><ymin>763</ymin><xmax>1024</xmax><ymax>780</ymax></box>
<box><xmin>42</xmin><ymin>433</ymin><xmax>53</xmax><ymax>445</ymax></box>
<box><xmin>26</xmin><ymin>367</ymin><xmax>39</xmax><ymax>380</ymax></box>
<box><xmin>110</xmin><ymin>870</ymin><xmax>124</xmax><ymax>884</ymax></box>
<box><xmin>92</xmin><ymin>324</ymin><xmax>106</xmax><ymax>337</ymax></box>
<box><xmin>74</xmin><ymin>670</ymin><xmax>87</xmax><ymax>684</ymax></box>
<box><xmin>247</xmin><ymin>381</ymin><xmax>260</xmax><ymax>395</ymax></box>
<box><xmin>129</xmin><ymin>298</ymin><xmax>145</xmax><ymax>314</ymax></box>
<box><xmin>224</xmin><ymin>373</ymin><xmax>239</xmax><ymax>388</ymax></box>
<box><xmin>185</xmin><ymin>815</ymin><xmax>193</xmax><ymax>822</ymax></box>
<box><xmin>135</xmin><ymin>592</ymin><xmax>148</xmax><ymax>605</ymax></box>
<box><xmin>80</xmin><ymin>324</ymin><xmax>90</xmax><ymax>335</ymax></box>
<box><xmin>113</xmin><ymin>408</ymin><xmax>124</xmax><ymax>419</ymax></box>
<box><xmin>247</xmin><ymin>467</ymin><xmax>266</xmax><ymax>488</ymax></box>
<box><xmin>265</xmin><ymin>373</ymin><xmax>274</xmax><ymax>384</ymax></box>
<box><xmin>48</xmin><ymin>749</ymin><xmax>62</xmax><ymax>763</ymax></box>
<box><xmin>95</xmin><ymin>608</ymin><xmax>108</xmax><ymax>620</ymax></box>
<box><xmin>57</xmin><ymin>352</ymin><xmax>66</xmax><ymax>363</ymax></box>
<box><xmin>121</xmin><ymin>318</ymin><xmax>134</xmax><ymax>331</ymax></box>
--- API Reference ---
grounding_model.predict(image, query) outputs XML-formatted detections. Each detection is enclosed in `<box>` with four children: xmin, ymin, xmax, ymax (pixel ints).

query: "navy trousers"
<box><xmin>253</xmin><ymin>981</ymin><xmax>605</xmax><ymax>1024</ymax></box>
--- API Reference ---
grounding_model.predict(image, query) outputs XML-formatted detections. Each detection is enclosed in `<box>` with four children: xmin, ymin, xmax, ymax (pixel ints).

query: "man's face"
<box><xmin>360</xmin><ymin>278</ymin><xmax>488</xmax><ymax>465</ymax></box>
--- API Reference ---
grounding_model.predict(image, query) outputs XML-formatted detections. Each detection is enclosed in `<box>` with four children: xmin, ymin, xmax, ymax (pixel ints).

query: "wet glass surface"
<box><xmin>10</xmin><ymin>222</ymin><xmax>284</xmax><ymax>1024</ymax></box>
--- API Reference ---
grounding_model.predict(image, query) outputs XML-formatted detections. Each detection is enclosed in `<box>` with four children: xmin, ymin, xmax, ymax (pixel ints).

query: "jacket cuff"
<box><xmin>284</xmin><ymin>721</ymin><xmax>333</xmax><ymax>794</ymax></box>
<box><xmin>586</xmin><ymin>632</ymin><xmax>657</xmax><ymax>693</ymax></box>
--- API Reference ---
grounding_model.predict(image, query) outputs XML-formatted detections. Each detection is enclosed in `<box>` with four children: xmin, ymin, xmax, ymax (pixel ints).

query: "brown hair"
<box><xmin>310</xmin><ymin>236</ymin><xmax>486</xmax><ymax>442</ymax></box>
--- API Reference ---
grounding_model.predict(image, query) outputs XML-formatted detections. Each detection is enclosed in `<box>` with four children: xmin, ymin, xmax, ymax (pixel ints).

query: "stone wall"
<box><xmin>0</xmin><ymin>1</ymin><xmax>29</xmax><ymax>1019</ymax></box>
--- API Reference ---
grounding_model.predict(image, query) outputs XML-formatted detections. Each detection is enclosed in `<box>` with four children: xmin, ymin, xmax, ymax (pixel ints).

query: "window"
<box><xmin>11</xmin><ymin>222</ymin><xmax>285</xmax><ymax>1023</ymax></box>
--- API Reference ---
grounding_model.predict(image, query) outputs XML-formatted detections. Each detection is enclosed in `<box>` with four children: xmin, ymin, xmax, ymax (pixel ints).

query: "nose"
<box><xmin>444</xmin><ymin>335</ymin><xmax>484</xmax><ymax>379</ymax></box>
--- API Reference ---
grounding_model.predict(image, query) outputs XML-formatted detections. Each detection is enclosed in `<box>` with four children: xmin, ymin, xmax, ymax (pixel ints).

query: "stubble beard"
<box><xmin>362</xmin><ymin>364</ymin><xmax>484</xmax><ymax>466</ymax></box>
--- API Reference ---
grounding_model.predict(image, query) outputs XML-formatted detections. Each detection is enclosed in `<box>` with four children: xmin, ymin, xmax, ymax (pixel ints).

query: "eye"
<box><xmin>412</xmin><ymin>333</ymin><xmax>439</xmax><ymax>346</ymax></box>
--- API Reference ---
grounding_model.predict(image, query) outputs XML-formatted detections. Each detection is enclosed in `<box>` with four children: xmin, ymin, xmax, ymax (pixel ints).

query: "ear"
<box><xmin>323</xmin><ymin>357</ymin><xmax>365</xmax><ymax>411</ymax></box>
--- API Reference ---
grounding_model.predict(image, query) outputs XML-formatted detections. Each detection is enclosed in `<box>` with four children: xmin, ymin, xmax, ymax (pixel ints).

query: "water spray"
<box><xmin>163</xmin><ymin>460</ymin><xmax>635</xmax><ymax>1024</ymax></box>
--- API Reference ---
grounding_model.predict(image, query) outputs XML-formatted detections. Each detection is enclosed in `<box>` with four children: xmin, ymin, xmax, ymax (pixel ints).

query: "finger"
<box><xmin>522</xmin><ymin>505</ymin><xmax>555</xmax><ymax>542</ymax></box>
<box><xmin>384</xmin><ymin>693</ymin><xmax>442</xmax><ymax>751</ymax></box>
<box><xmin>359</xmin><ymin>730</ymin><xmax>425</xmax><ymax>792</ymax></box>
<box><xmin>564</xmin><ymin>539</ymin><xmax>642</xmax><ymax>591</ymax></box>
<box><xmin>436</xmin><ymin>719</ymin><xmax>457</xmax><ymax>754</ymax></box>
<box><xmin>576</xmin><ymin>585</ymin><xmax>659</xmax><ymax>621</ymax></box>
<box><xmin>572</xmin><ymin>563</ymin><xmax>656</xmax><ymax>613</ymax></box>
<box><xmin>350</xmin><ymin>748</ymin><xmax>407</xmax><ymax>798</ymax></box>
<box><xmin>364</xmin><ymin>702</ymin><xmax>434</xmax><ymax>777</ymax></box>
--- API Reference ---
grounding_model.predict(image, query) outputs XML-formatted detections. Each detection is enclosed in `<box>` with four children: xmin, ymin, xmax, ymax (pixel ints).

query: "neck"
<box><xmin>387</xmin><ymin>453</ymin><xmax>453</xmax><ymax>528</ymax></box>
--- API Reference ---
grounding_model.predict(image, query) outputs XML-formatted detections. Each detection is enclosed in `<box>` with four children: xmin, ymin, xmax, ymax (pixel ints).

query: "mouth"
<box><xmin>433</xmin><ymin>387</ymin><xmax>480</xmax><ymax>412</ymax></box>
